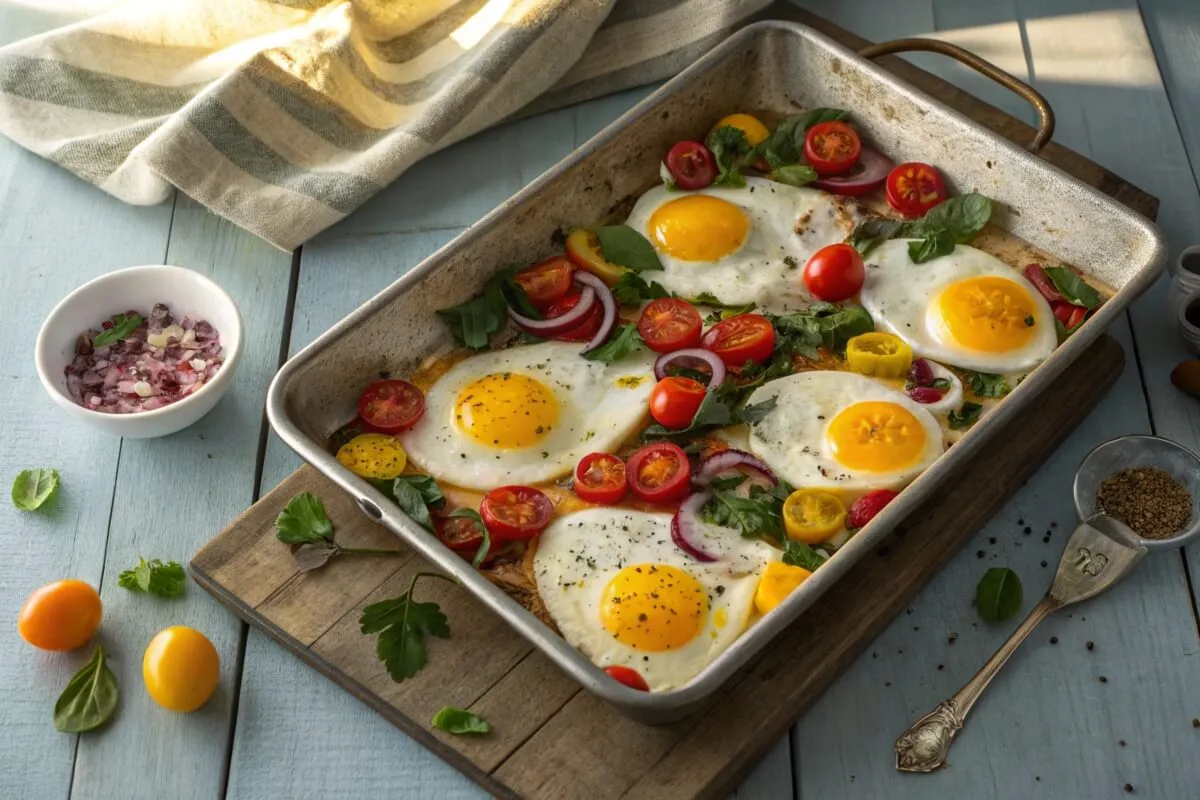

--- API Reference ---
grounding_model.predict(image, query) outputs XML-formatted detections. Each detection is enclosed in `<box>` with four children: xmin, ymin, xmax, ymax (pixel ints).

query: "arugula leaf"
<box><xmin>582</xmin><ymin>324</ymin><xmax>644</xmax><ymax>363</ymax></box>
<box><xmin>1043</xmin><ymin>266</ymin><xmax>1101</xmax><ymax>309</ymax></box>
<box><xmin>707</xmin><ymin>125</ymin><xmax>751</xmax><ymax>187</ymax></box>
<box><xmin>91</xmin><ymin>312</ymin><xmax>142</xmax><ymax>347</ymax></box>
<box><xmin>596</xmin><ymin>225</ymin><xmax>662</xmax><ymax>272</ymax></box>
<box><xmin>782</xmin><ymin>540</ymin><xmax>828</xmax><ymax>571</ymax></box>
<box><xmin>768</xmin><ymin>164</ymin><xmax>818</xmax><ymax>187</ymax></box>
<box><xmin>751</xmin><ymin>108</ymin><xmax>847</xmax><ymax>169</ymax></box>
<box><xmin>736</xmin><ymin>396</ymin><xmax>777</xmax><ymax>425</ymax></box>
<box><xmin>948</xmin><ymin>402</ymin><xmax>983</xmax><ymax>430</ymax></box>
<box><xmin>610</xmin><ymin>272</ymin><xmax>670</xmax><ymax>305</ymax></box>
<box><xmin>963</xmin><ymin>370</ymin><xmax>1010</xmax><ymax>398</ymax></box>
<box><xmin>11</xmin><ymin>467</ymin><xmax>59</xmax><ymax>511</ymax></box>
<box><xmin>641</xmin><ymin>388</ymin><xmax>733</xmax><ymax>441</ymax></box>
<box><xmin>447</xmin><ymin>507</ymin><xmax>491</xmax><ymax>567</ymax></box>
<box><xmin>54</xmin><ymin>646</ymin><xmax>118</xmax><ymax>733</ymax></box>
<box><xmin>360</xmin><ymin>573</ymin><xmax>452</xmax><ymax>682</ymax></box>
<box><xmin>847</xmin><ymin>218</ymin><xmax>904</xmax><ymax>257</ymax></box>
<box><xmin>390</xmin><ymin>475</ymin><xmax>446</xmax><ymax>532</ymax></box>
<box><xmin>275</xmin><ymin>493</ymin><xmax>334</xmax><ymax>545</ymax></box>
<box><xmin>976</xmin><ymin>567</ymin><xmax>1022</xmax><ymax>622</ymax></box>
<box><xmin>432</xmin><ymin>706</ymin><xmax>491</xmax><ymax>735</ymax></box>
<box><xmin>117</xmin><ymin>558</ymin><xmax>186</xmax><ymax>598</ymax></box>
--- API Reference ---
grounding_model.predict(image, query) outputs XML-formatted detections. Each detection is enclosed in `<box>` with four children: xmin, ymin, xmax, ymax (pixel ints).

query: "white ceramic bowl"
<box><xmin>35</xmin><ymin>265</ymin><xmax>243</xmax><ymax>439</ymax></box>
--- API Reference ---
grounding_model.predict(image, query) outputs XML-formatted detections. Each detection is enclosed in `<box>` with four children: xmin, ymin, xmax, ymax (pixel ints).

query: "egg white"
<box><xmin>534</xmin><ymin>508</ymin><xmax>779</xmax><ymax>691</ymax></box>
<box><xmin>398</xmin><ymin>341</ymin><xmax>654</xmax><ymax>490</ymax></box>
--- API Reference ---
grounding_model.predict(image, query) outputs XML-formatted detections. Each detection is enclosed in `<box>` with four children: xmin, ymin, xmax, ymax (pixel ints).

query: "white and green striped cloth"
<box><xmin>0</xmin><ymin>0</ymin><xmax>771</xmax><ymax>250</ymax></box>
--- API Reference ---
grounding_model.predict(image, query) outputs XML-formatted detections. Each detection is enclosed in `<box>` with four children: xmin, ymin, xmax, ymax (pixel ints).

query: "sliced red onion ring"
<box><xmin>575</xmin><ymin>271</ymin><xmax>618</xmax><ymax>353</ymax></box>
<box><xmin>508</xmin><ymin>286</ymin><xmax>596</xmax><ymax>336</ymax></box>
<box><xmin>812</xmin><ymin>146</ymin><xmax>892</xmax><ymax>196</ymax></box>
<box><xmin>671</xmin><ymin>491</ymin><xmax>717</xmax><ymax>562</ymax></box>
<box><xmin>695</xmin><ymin>448</ymin><xmax>777</xmax><ymax>488</ymax></box>
<box><xmin>653</xmin><ymin>348</ymin><xmax>727</xmax><ymax>386</ymax></box>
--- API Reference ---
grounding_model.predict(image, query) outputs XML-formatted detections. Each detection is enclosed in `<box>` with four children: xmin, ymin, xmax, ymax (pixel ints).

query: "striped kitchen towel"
<box><xmin>0</xmin><ymin>0</ymin><xmax>772</xmax><ymax>251</ymax></box>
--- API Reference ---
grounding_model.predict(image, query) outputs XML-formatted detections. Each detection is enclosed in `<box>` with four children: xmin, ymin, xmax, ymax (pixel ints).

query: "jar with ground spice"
<box><xmin>1096</xmin><ymin>467</ymin><xmax>1193</xmax><ymax>540</ymax></box>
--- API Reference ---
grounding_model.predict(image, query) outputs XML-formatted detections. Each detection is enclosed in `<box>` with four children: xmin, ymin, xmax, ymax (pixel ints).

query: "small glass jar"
<box><xmin>1167</xmin><ymin>245</ymin><xmax>1200</xmax><ymax>337</ymax></box>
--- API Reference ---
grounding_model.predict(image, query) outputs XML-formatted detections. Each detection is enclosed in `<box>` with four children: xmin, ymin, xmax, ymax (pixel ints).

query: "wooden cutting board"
<box><xmin>191</xmin><ymin>6</ymin><xmax>1157</xmax><ymax>799</ymax></box>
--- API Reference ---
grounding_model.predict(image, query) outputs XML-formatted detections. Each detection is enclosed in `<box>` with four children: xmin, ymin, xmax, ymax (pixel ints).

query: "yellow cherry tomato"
<box><xmin>845</xmin><ymin>332</ymin><xmax>913</xmax><ymax>378</ymax></box>
<box><xmin>18</xmin><ymin>579</ymin><xmax>103</xmax><ymax>651</ymax></box>
<box><xmin>336</xmin><ymin>433</ymin><xmax>407</xmax><ymax>480</ymax></box>
<box><xmin>143</xmin><ymin>626</ymin><xmax>220</xmax><ymax>712</ymax></box>
<box><xmin>754</xmin><ymin>562</ymin><xmax>812</xmax><ymax>615</ymax></box>
<box><xmin>782</xmin><ymin>489</ymin><xmax>847</xmax><ymax>543</ymax></box>
<box><xmin>711</xmin><ymin>113</ymin><xmax>770</xmax><ymax>147</ymax></box>
<box><xmin>565</xmin><ymin>228</ymin><xmax>627</xmax><ymax>286</ymax></box>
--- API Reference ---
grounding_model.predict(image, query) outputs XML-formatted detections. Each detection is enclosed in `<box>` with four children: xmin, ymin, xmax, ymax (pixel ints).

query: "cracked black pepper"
<box><xmin>1096</xmin><ymin>467</ymin><xmax>1192</xmax><ymax>540</ymax></box>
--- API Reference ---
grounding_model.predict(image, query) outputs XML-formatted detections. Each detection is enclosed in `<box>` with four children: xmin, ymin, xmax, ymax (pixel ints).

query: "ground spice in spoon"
<box><xmin>1096</xmin><ymin>467</ymin><xmax>1192</xmax><ymax>540</ymax></box>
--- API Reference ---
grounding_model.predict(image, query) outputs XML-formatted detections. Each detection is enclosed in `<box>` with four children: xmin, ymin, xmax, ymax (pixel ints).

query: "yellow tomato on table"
<box><xmin>143</xmin><ymin>626</ymin><xmax>220</xmax><ymax>712</ymax></box>
<box><xmin>18</xmin><ymin>579</ymin><xmax>102</xmax><ymax>651</ymax></box>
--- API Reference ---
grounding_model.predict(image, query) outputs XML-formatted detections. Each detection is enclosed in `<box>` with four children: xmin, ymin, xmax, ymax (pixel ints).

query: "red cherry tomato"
<box><xmin>604</xmin><ymin>665</ymin><xmax>650</xmax><ymax>691</ymax></box>
<box><xmin>664</xmin><ymin>141</ymin><xmax>718</xmax><ymax>190</ymax></box>
<box><xmin>1052</xmin><ymin>301</ymin><xmax>1087</xmax><ymax>331</ymax></box>
<box><xmin>649</xmin><ymin>377</ymin><xmax>706</xmax><ymax>429</ymax></box>
<box><xmin>637</xmin><ymin>298</ymin><xmax>703</xmax><ymax>353</ymax></box>
<box><xmin>626</xmin><ymin>442</ymin><xmax>692</xmax><ymax>504</ymax></box>
<box><xmin>847</xmin><ymin>489</ymin><xmax>899</xmax><ymax>529</ymax></box>
<box><xmin>515</xmin><ymin>256</ymin><xmax>575</xmax><ymax>311</ymax></box>
<box><xmin>573</xmin><ymin>453</ymin><xmax>628</xmax><ymax>505</ymax></box>
<box><xmin>357</xmin><ymin>380</ymin><xmax>425</xmax><ymax>433</ymax></box>
<box><xmin>545</xmin><ymin>292</ymin><xmax>604</xmax><ymax>342</ymax></box>
<box><xmin>885</xmin><ymin>162</ymin><xmax>948</xmax><ymax>217</ymax></box>
<box><xmin>803</xmin><ymin>243</ymin><xmax>866</xmax><ymax>302</ymax></box>
<box><xmin>480</xmin><ymin>486</ymin><xmax>554</xmax><ymax>541</ymax></box>
<box><xmin>437</xmin><ymin>515</ymin><xmax>485</xmax><ymax>553</ymax></box>
<box><xmin>803</xmin><ymin>121</ymin><xmax>862</xmax><ymax>176</ymax></box>
<box><xmin>701</xmin><ymin>314</ymin><xmax>776</xmax><ymax>366</ymax></box>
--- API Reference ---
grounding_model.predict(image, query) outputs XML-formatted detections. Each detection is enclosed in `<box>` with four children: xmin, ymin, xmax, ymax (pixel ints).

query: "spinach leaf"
<box><xmin>92</xmin><ymin>312</ymin><xmax>142</xmax><ymax>347</ymax></box>
<box><xmin>117</xmin><ymin>558</ymin><xmax>186</xmax><ymax>598</ymax></box>
<box><xmin>582</xmin><ymin>324</ymin><xmax>644</xmax><ymax>363</ymax></box>
<box><xmin>274</xmin><ymin>492</ymin><xmax>334</xmax><ymax>545</ymax></box>
<box><xmin>976</xmin><ymin>567</ymin><xmax>1023</xmax><ymax>622</ymax></box>
<box><xmin>390</xmin><ymin>475</ymin><xmax>446</xmax><ymax>532</ymax></box>
<box><xmin>948</xmin><ymin>402</ymin><xmax>983</xmax><ymax>430</ymax></box>
<box><xmin>768</xmin><ymin>164</ymin><xmax>818</xmax><ymax>187</ymax></box>
<box><xmin>54</xmin><ymin>646</ymin><xmax>118</xmax><ymax>732</ymax></box>
<box><xmin>596</xmin><ymin>225</ymin><xmax>663</xmax><ymax>272</ymax></box>
<box><xmin>847</xmin><ymin>218</ymin><xmax>904</xmax><ymax>257</ymax></box>
<box><xmin>432</xmin><ymin>706</ymin><xmax>491</xmax><ymax>735</ymax></box>
<box><xmin>782</xmin><ymin>540</ymin><xmax>828</xmax><ymax>571</ymax></box>
<box><xmin>963</xmin><ymin>370</ymin><xmax>1011</xmax><ymax>399</ymax></box>
<box><xmin>11</xmin><ymin>467</ymin><xmax>60</xmax><ymax>511</ymax></box>
<box><xmin>610</xmin><ymin>272</ymin><xmax>670</xmax><ymax>305</ymax></box>
<box><xmin>1044</xmin><ymin>266</ymin><xmax>1101</xmax><ymax>309</ymax></box>
<box><xmin>641</xmin><ymin>389</ymin><xmax>733</xmax><ymax>441</ymax></box>
<box><xmin>706</xmin><ymin>125</ymin><xmax>750</xmax><ymax>187</ymax></box>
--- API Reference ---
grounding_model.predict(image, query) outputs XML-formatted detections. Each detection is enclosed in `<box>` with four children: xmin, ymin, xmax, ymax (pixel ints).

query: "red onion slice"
<box><xmin>653</xmin><ymin>348</ymin><xmax>727</xmax><ymax>386</ymax></box>
<box><xmin>695</xmin><ymin>448</ymin><xmax>778</xmax><ymax>488</ymax></box>
<box><xmin>575</xmin><ymin>271</ymin><xmax>618</xmax><ymax>354</ymax></box>
<box><xmin>671</xmin><ymin>491</ymin><xmax>718</xmax><ymax>562</ymax></box>
<box><xmin>812</xmin><ymin>147</ymin><xmax>892</xmax><ymax>196</ymax></box>
<box><xmin>507</xmin><ymin>286</ymin><xmax>596</xmax><ymax>336</ymax></box>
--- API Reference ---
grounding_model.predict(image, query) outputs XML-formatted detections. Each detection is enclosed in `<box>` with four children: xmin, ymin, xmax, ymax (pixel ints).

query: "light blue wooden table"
<box><xmin>3</xmin><ymin>1</ymin><xmax>1200</xmax><ymax>798</ymax></box>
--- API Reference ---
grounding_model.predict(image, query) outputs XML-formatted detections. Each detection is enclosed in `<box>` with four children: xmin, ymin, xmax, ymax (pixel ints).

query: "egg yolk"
<box><xmin>600</xmin><ymin>563</ymin><xmax>707</xmax><ymax>651</ymax></box>
<box><xmin>827</xmin><ymin>401</ymin><xmax>927</xmax><ymax>472</ymax></box>
<box><xmin>454</xmin><ymin>372</ymin><xmax>558</xmax><ymax>449</ymax></box>
<box><xmin>936</xmin><ymin>276</ymin><xmax>1038</xmax><ymax>352</ymax></box>
<box><xmin>647</xmin><ymin>195</ymin><xmax>749</xmax><ymax>261</ymax></box>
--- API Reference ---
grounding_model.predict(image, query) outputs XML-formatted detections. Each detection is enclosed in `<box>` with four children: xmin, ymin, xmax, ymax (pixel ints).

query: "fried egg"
<box><xmin>398</xmin><ymin>341</ymin><xmax>654</xmax><ymax>490</ymax></box>
<box><xmin>624</xmin><ymin>177</ymin><xmax>862</xmax><ymax>312</ymax></box>
<box><xmin>859</xmin><ymin>240</ymin><xmax>1057</xmax><ymax>372</ymax></box>
<box><xmin>745</xmin><ymin>371</ymin><xmax>944</xmax><ymax>491</ymax></box>
<box><xmin>534</xmin><ymin>508</ymin><xmax>779</xmax><ymax>691</ymax></box>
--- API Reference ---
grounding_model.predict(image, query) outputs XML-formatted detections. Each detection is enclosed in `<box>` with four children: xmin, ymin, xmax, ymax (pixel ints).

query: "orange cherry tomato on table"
<box><xmin>565</xmin><ymin>229</ymin><xmax>626</xmax><ymax>286</ymax></box>
<box><xmin>626</xmin><ymin>442</ymin><xmax>692</xmax><ymax>503</ymax></box>
<box><xmin>358</xmin><ymin>379</ymin><xmax>425</xmax><ymax>433</ymax></box>
<box><xmin>803</xmin><ymin>121</ymin><xmax>862</xmax><ymax>176</ymax></box>
<box><xmin>515</xmin><ymin>255</ymin><xmax>575</xmax><ymax>311</ymax></box>
<box><xmin>143</xmin><ymin>625</ymin><xmax>220</xmax><ymax>712</ymax></box>
<box><xmin>885</xmin><ymin>162</ymin><xmax>948</xmax><ymax>217</ymax></box>
<box><xmin>664</xmin><ymin>141</ymin><xmax>718</xmax><ymax>190</ymax></box>
<box><xmin>604</xmin><ymin>665</ymin><xmax>650</xmax><ymax>691</ymax></box>
<box><xmin>573</xmin><ymin>452</ymin><xmax>628</xmax><ymax>505</ymax></box>
<box><xmin>545</xmin><ymin>292</ymin><xmax>604</xmax><ymax>342</ymax></box>
<box><xmin>701</xmin><ymin>313</ymin><xmax>776</xmax><ymax>366</ymax></box>
<box><xmin>480</xmin><ymin>485</ymin><xmax>554</xmax><ymax>541</ymax></box>
<box><xmin>637</xmin><ymin>297</ymin><xmax>703</xmax><ymax>353</ymax></box>
<box><xmin>18</xmin><ymin>579</ymin><xmax>103</xmax><ymax>651</ymax></box>
<box><xmin>649</xmin><ymin>377</ymin><xmax>707</xmax><ymax>429</ymax></box>
<box><xmin>803</xmin><ymin>243</ymin><xmax>865</xmax><ymax>302</ymax></box>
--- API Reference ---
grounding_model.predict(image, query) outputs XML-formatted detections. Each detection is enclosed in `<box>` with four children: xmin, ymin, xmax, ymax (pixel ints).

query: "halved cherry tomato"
<box><xmin>803</xmin><ymin>121</ymin><xmax>862</xmax><ymax>176</ymax></box>
<box><xmin>358</xmin><ymin>379</ymin><xmax>425</xmax><ymax>433</ymax></box>
<box><xmin>626</xmin><ymin>442</ymin><xmax>692</xmax><ymax>503</ymax></box>
<box><xmin>573</xmin><ymin>453</ymin><xmax>627</xmax><ymax>505</ymax></box>
<box><xmin>803</xmin><ymin>243</ymin><xmax>865</xmax><ymax>302</ymax></box>
<box><xmin>1052</xmin><ymin>301</ymin><xmax>1088</xmax><ymax>331</ymax></box>
<box><xmin>515</xmin><ymin>256</ymin><xmax>574</xmax><ymax>311</ymax></box>
<box><xmin>480</xmin><ymin>486</ymin><xmax>554</xmax><ymax>541</ymax></box>
<box><xmin>545</xmin><ymin>292</ymin><xmax>604</xmax><ymax>342</ymax></box>
<box><xmin>701</xmin><ymin>313</ymin><xmax>776</xmax><ymax>366</ymax></box>
<box><xmin>565</xmin><ymin>229</ymin><xmax>625</xmax><ymax>286</ymax></box>
<box><xmin>846</xmin><ymin>489</ymin><xmax>899</xmax><ymax>529</ymax></box>
<box><xmin>437</xmin><ymin>515</ymin><xmax>485</xmax><ymax>553</ymax></box>
<box><xmin>885</xmin><ymin>162</ymin><xmax>948</xmax><ymax>217</ymax></box>
<box><xmin>649</xmin><ymin>377</ymin><xmax>706</xmax><ymax>429</ymax></box>
<box><xmin>604</xmin><ymin>665</ymin><xmax>650</xmax><ymax>691</ymax></box>
<box><xmin>637</xmin><ymin>298</ymin><xmax>703</xmax><ymax>353</ymax></box>
<box><xmin>665</xmin><ymin>141</ymin><xmax>718</xmax><ymax>190</ymax></box>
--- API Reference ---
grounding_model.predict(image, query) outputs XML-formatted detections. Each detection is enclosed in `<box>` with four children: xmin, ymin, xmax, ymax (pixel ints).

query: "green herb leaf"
<box><xmin>702</xmin><ymin>490</ymin><xmax>784</xmax><ymax>540</ymax></box>
<box><xmin>930</xmin><ymin>378</ymin><xmax>952</xmax><ymax>391</ymax></box>
<box><xmin>596</xmin><ymin>225</ymin><xmax>663</xmax><ymax>273</ymax></box>
<box><xmin>641</xmin><ymin>388</ymin><xmax>733</xmax><ymax>441</ymax></box>
<box><xmin>782</xmin><ymin>540</ymin><xmax>828</xmax><ymax>571</ymax></box>
<box><xmin>448</xmin><ymin>508</ymin><xmax>491</xmax><ymax>567</ymax></box>
<box><xmin>709</xmin><ymin>474</ymin><xmax>749</xmax><ymax>492</ymax></box>
<box><xmin>736</xmin><ymin>396</ymin><xmax>777</xmax><ymax>425</ymax></box>
<box><xmin>907</xmin><ymin>229</ymin><xmax>956</xmax><ymax>263</ymax></box>
<box><xmin>948</xmin><ymin>401</ymin><xmax>983</xmax><ymax>430</ymax></box>
<box><xmin>432</xmin><ymin>706</ymin><xmax>491</xmax><ymax>735</ymax></box>
<box><xmin>847</xmin><ymin>218</ymin><xmax>904</xmax><ymax>257</ymax></box>
<box><xmin>117</xmin><ymin>558</ymin><xmax>186</xmax><ymax>598</ymax></box>
<box><xmin>91</xmin><ymin>312</ymin><xmax>142</xmax><ymax>347</ymax></box>
<box><xmin>706</xmin><ymin>125</ymin><xmax>751</xmax><ymax>187</ymax></box>
<box><xmin>751</xmin><ymin>108</ymin><xmax>847</xmax><ymax>169</ymax></box>
<box><xmin>703</xmin><ymin>302</ymin><xmax>757</xmax><ymax>325</ymax></box>
<box><xmin>903</xmin><ymin>194</ymin><xmax>993</xmax><ymax>263</ymax></box>
<box><xmin>768</xmin><ymin>164</ymin><xmax>818</xmax><ymax>187</ymax></box>
<box><xmin>11</xmin><ymin>467</ymin><xmax>60</xmax><ymax>511</ymax></box>
<box><xmin>610</xmin><ymin>272</ymin><xmax>671</xmax><ymax>305</ymax></box>
<box><xmin>436</xmin><ymin>267</ymin><xmax>539</xmax><ymax>351</ymax></box>
<box><xmin>275</xmin><ymin>492</ymin><xmax>335</xmax><ymax>546</ymax></box>
<box><xmin>582</xmin><ymin>324</ymin><xmax>644</xmax><ymax>363</ymax></box>
<box><xmin>976</xmin><ymin>567</ymin><xmax>1023</xmax><ymax>622</ymax></box>
<box><xmin>495</xmin><ymin>264</ymin><xmax>542</xmax><ymax>320</ymax></box>
<box><xmin>54</xmin><ymin>646</ymin><xmax>118</xmax><ymax>733</ymax></box>
<box><xmin>963</xmin><ymin>370</ymin><xmax>1010</xmax><ymax>398</ymax></box>
<box><xmin>1043</xmin><ymin>266</ymin><xmax>1101</xmax><ymax>309</ymax></box>
<box><xmin>360</xmin><ymin>574</ymin><xmax>452</xmax><ymax>682</ymax></box>
<box><xmin>769</xmin><ymin>303</ymin><xmax>874</xmax><ymax>359</ymax></box>
<box><xmin>389</xmin><ymin>475</ymin><xmax>446</xmax><ymax>532</ymax></box>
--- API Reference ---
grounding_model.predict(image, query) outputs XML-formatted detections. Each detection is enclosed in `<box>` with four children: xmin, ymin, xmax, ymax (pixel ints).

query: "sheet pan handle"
<box><xmin>859</xmin><ymin>37</ymin><xmax>1055</xmax><ymax>153</ymax></box>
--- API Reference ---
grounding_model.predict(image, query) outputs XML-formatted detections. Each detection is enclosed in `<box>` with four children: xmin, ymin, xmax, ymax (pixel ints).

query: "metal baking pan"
<box><xmin>266</xmin><ymin>21</ymin><xmax>1165</xmax><ymax>724</ymax></box>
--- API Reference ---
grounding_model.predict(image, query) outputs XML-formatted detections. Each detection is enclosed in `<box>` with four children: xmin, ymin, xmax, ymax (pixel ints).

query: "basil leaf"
<box><xmin>275</xmin><ymin>492</ymin><xmax>335</xmax><ymax>546</ymax></box>
<box><xmin>391</xmin><ymin>475</ymin><xmax>445</xmax><ymax>532</ymax></box>
<box><xmin>54</xmin><ymin>646</ymin><xmax>118</xmax><ymax>732</ymax></box>
<box><xmin>847</xmin><ymin>218</ymin><xmax>904</xmax><ymax>257</ymax></box>
<box><xmin>903</xmin><ymin>194</ymin><xmax>993</xmax><ymax>263</ymax></box>
<box><xmin>736</xmin><ymin>396</ymin><xmax>777</xmax><ymax>425</ymax></box>
<box><xmin>611</xmin><ymin>272</ymin><xmax>670</xmax><ymax>305</ymax></box>
<box><xmin>582</xmin><ymin>324</ymin><xmax>644</xmax><ymax>363</ymax></box>
<box><xmin>91</xmin><ymin>312</ymin><xmax>142</xmax><ymax>347</ymax></box>
<box><xmin>706</xmin><ymin>125</ymin><xmax>750</xmax><ymax>187</ymax></box>
<box><xmin>963</xmin><ymin>370</ymin><xmax>1011</xmax><ymax>398</ymax></box>
<box><xmin>907</xmin><ymin>229</ymin><xmax>956</xmax><ymax>263</ymax></box>
<box><xmin>448</xmin><ymin>508</ymin><xmax>491</xmax><ymax>567</ymax></box>
<box><xmin>783</xmin><ymin>540</ymin><xmax>828</xmax><ymax>571</ymax></box>
<box><xmin>596</xmin><ymin>225</ymin><xmax>662</xmax><ymax>272</ymax></box>
<box><xmin>432</xmin><ymin>706</ymin><xmax>491</xmax><ymax>735</ymax></box>
<box><xmin>641</xmin><ymin>389</ymin><xmax>733</xmax><ymax>441</ymax></box>
<box><xmin>768</xmin><ymin>164</ymin><xmax>818</xmax><ymax>187</ymax></box>
<box><xmin>436</xmin><ymin>267</ymin><xmax>536</xmax><ymax>351</ymax></box>
<box><xmin>976</xmin><ymin>567</ymin><xmax>1023</xmax><ymax>622</ymax></box>
<box><xmin>1043</xmin><ymin>266</ymin><xmax>1101</xmax><ymax>309</ymax></box>
<box><xmin>948</xmin><ymin>402</ymin><xmax>983</xmax><ymax>430</ymax></box>
<box><xmin>11</xmin><ymin>467</ymin><xmax>60</xmax><ymax>511</ymax></box>
<box><xmin>117</xmin><ymin>558</ymin><xmax>186</xmax><ymax>598</ymax></box>
<box><xmin>752</xmin><ymin>108</ymin><xmax>847</xmax><ymax>168</ymax></box>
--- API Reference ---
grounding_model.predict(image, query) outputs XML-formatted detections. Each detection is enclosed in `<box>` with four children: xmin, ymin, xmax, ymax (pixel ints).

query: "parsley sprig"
<box><xmin>117</xmin><ymin>558</ymin><xmax>186</xmax><ymax>598</ymax></box>
<box><xmin>360</xmin><ymin>571</ymin><xmax>455</xmax><ymax>682</ymax></box>
<box><xmin>275</xmin><ymin>492</ymin><xmax>401</xmax><ymax>572</ymax></box>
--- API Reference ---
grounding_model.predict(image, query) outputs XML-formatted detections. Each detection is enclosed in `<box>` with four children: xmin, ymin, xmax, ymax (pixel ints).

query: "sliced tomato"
<box><xmin>1052</xmin><ymin>301</ymin><xmax>1087</xmax><ymax>331</ymax></box>
<box><xmin>649</xmin><ymin>377</ymin><xmax>706</xmax><ymax>429</ymax></box>
<box><xmin>545</xmin><ymin>292</ymin><xmax>604</xmax><ymax>342</ymax></box>
<box><xmin>515</xmin><ymin>256</ymin><xmax>574</xmax><ymax>311</ymax></box>
<box><xmin>885</xmin><ymin>162</ymin><xmax>948</xmax><ymax>217</ymax></box>
<box><xmin>480</xmin><ymin>486</ymin><xmax>554</xmax><ymax>541</ymax></box>
<box><xmin>803</xmin><ymin>121</ymin><xmax>862</xmax><ymax>176</ymax></box>
<box><xmin>565</xmin><ymin>229</ymin><xmax>625</xmax><ymax>286</ymax></box>
<box><xmin>803</xmin><ymin>243</ymin><xmax>865</xmax><ymax>302</ymax></box>
<box><xmin>604</xmin><ymin>665</ymin><xmax>650</xmax><ymax>691</ymax></box>
<box><xmin>357</xmin><ymin>380</ymin><xmax>425</xmax><ymax>433</ymax></box>
<box><xmin>701</xmin><ymin>313</ymin><xmax>776</xmax><ymax>366</ymax></box>
<box><xmin>626</xmin><ymin>442</ymin><xmax>692</xmax><ymax>503</ymax></box>
<box><xmin>1023</xmin><ymin>263</ymin><xmax>1064</xmax><ymax>304</ymax></box>
<box><xmin>437</xmin><ymin>515</ymin><xmax>484</xmax><ymax>553</ymax></box>
<box><xmin>637</xmin><ymin>298</ymin><xmax>703</xmax><ymax>353</ymax></box>
<box><xmin>664</xmin><ymin>141</ymin><xmax>718</xmax><ymax>190</ymax></box>
<box><xmin>573</xmin><ymin>453</ymin><xmax>627</xmax><ymax>505</ymax></box>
